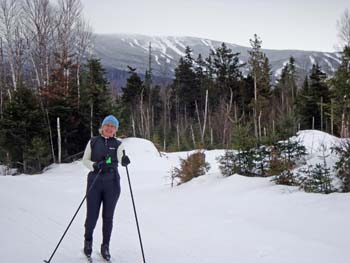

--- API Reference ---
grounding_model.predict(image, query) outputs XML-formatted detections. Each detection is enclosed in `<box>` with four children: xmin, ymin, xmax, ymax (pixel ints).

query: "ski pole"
<box><xmin>44</xmin><ymin>169</ymin><xmax>102</xmax><ymax>263</ymax></box>
<box><xmin>123</xmin><ymin>150</ymin><xmax>146</xmax><ymax>263</ymax></box>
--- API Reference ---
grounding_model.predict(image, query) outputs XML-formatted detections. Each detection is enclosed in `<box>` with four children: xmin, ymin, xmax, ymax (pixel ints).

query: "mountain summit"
<box><xmin>92</xmin><ymin>33</ymin><xmax>341</xmax><ymax>86</ymax></box>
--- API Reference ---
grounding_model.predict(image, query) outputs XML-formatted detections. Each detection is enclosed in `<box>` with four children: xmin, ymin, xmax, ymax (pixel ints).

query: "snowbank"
<box><xmin>295</xmin><ymin>129</ymin><xmax>341</xmax><ymax>154</ymax></box>
<box><xmin>0</xmin><ymin>133</ymin><xmax>350</xmax><ymax>263</ymax></box>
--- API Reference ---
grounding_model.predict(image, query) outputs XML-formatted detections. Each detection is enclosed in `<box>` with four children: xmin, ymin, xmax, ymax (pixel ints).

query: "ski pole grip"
<box><xmin>123</xmin><ymin>149</ymin><xmax>126</xmax><ymax>157</ymax></box>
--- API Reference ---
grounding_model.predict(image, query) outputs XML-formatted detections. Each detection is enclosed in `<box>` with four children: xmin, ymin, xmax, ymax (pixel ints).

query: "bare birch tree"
<box><xmin>75</xmin><ymin>18</ymin><xmax>92</xmax><ymax>107</ymax></box>
<box><xmin>0</xmin><ymin>0</ymin><xmax>24</xmax><ymax>94</ymax></box>
<box><xmin>55</xmin><ymin>0</ymin><xmax>82</xmax><ymax>95</ymax></box>
<box><xmin>22</xmin><ymin>0</ymin><xmax>56</xmax><ymax>93</ymax></box>
<box><xmin>337</xmin><ymin>8</ymin><xmax>350</xmax><ymax>49</ymax></box>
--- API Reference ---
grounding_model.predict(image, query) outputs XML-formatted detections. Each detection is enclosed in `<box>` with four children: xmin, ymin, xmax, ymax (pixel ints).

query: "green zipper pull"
<box><xmin>105</xmin><ymin>156</ymin><xmax>112</xmax><ymax>165</ymax></box>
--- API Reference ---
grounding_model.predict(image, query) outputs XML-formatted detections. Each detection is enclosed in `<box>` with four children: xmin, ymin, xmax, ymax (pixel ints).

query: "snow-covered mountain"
<box><xmin>91</xmin><ymin>33</ymin><xmax>342</xmax><ymax>86</ymax></box>
<box><xmin>1</xmin><ymin>131</ymin><xmax>350</xmax><ymax>263</ymax></box>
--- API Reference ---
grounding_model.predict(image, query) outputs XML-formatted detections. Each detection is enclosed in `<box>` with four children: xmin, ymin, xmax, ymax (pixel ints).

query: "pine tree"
<box><xmin>275</xmin><ymin>57</ymin><xmax>298</xmax><ymax>115</ymax></box>
<box><xmin>330</xmin><ymin>46</ymin><xmax>350</xmax><ymax>137</ymax></box>
<box><xmin>173</xmin><ymin>46</ymin><xmax>199</xmax><ymax>116</ymax></box>
<box><xmin>194</xmin><ymin>53</ymin><xmax>209</xmax><ymax>109</ymax></box>
<box><xmin>0</xmin><ymin>86</ymin><xmax>49</xmax><ymax>173</ymax></box>
<box><xmin>248</xmin><ymin>34</ymin><xmax>272</xmax><ymax>140</ymax></box>
<box><xmin>80</xmin><ymin>58</ymin><xmax>114</xmax><ymax>138</ymax></box>
<box><xmin>296</xmin><ymin>64</ymin><xmax>330</xmax><ymax>131</ymax></box>
<box><xmin>120</xmin><ymin>67</ymin><xmax>148</xmax><ymax>136</ymax></box>
<box><xmin>210</xmin><ymin>43</ymin><xmax>243</xmax><ymax>107</ymax></box>
<box><xmin>273</xmin><ymin>57</ymin><xmax>299</xmax><ymax>139</ymax></box>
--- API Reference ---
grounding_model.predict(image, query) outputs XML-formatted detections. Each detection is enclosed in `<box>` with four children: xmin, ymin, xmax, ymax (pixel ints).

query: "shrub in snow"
<box><xmin>332</xmin><ymin>140</ymin><xmax>350</xmax><ymax>192</ymax></box>
<box><xmin>24</xmin><ymin>137</ymin><xmax>51</xmax><ymax>172</ymax></box>
<box><xmin>171</xmin><ymin>151</ymin><xmax>210</xmax><ymax>185</ymax></box>
<box><xmin>218</xmin><ymin>139</ymin><xmax>306</xmax><ymax>178</ymax></box>
<box><xmin>269</xmin><ymin>139</ymin><xmax>307</xmax><ymax>183</ymax></box>
<box><xmin>297</xmin><ymin>163</ymin><xmax>335</xmax><ymax>194</ymax></box>
<box><xmin>217</xmin><ymin>150</ymin><xmax>239</xmax><ymax>177</ymax></box>
<box><xmin>272</xmin><ymin>170</ymin><xmax>297</xmax><ymax>186</ymax></box>
<box><xmin>268</xmin><ymin>148</ymin><xmax>293</xmax><ymax>176</ymax></box>
<box><xmin>218</xmin><ymin>146</ymin><xmax>269</xmax><ymax>177</ymax></box>
<box><xmin>272</xmin><ymin>139</ymin><xmax>307</xmax><ymax>164</ymax></box>
<box><xmin>231</xmin><ymin>123</ymin><xmax>257</xmax><ymax>150</ymax></box>
<box><xmin>292</xmin><ymin>144</ymin><xmax>337</xmax><ymax>194</ymax></box>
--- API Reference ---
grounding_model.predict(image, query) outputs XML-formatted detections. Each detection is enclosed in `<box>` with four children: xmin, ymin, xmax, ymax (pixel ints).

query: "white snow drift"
<box><xmin>0</xmin><ymin>130</ymin><xmax>350</xmax><ymax>263</ymax></box>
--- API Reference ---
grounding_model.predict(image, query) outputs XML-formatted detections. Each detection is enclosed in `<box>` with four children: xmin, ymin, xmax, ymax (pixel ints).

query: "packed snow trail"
<box><xmin>1</xmin><ymin>132</ymin><xmax>350</xmax><ymax>263</ymax></box>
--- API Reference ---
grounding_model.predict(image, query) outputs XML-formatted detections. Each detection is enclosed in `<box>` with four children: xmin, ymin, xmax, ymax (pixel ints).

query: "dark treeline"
<box><xmin>0</xmin><ymin>0</ymin><xmax>116</xmax><ymax>173</ymax></box>
<box><xmin>0</xmin><ymin>0</ymin><xmax>350</xmax><ymax>174</ymax></box>
<box><xmin>120</xmin><ymin>38</ymin><xmax>350</xmax><ymax>153</ymax></box>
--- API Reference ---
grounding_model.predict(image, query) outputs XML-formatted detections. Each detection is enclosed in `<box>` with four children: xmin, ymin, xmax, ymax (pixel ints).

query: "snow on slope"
<box><xmin>293</xmin><ymin>130</ymin><xmax>341</xmax><ymax>170</ymax></box>
<box><xmin>1</xmin><ymin>131</ymin><xmax>350</xmax><ymax>263</ymax></box>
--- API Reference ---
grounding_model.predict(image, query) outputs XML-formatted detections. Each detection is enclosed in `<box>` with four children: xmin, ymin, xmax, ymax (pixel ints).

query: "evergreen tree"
<box><xmin>332</xmin><ymin>140</ymin><xmax>350</xmax><ymax>192</ymax></box>
<box><xmin>194</xmin><ymin>53</ymin><xmax>210</xmax><ymax>109</ymax></box>
<box><xmin>120</xmin><ymin>68</ymin><xmax>149</xmax><ymax>135</ymax></box>
<box><xmin>296</xmin><ymin>64</ymin><xmax>330</xmax><ymax>131</ymax></box>
<box><xmin>248</xmin><ymin>34</ymin><xmax>272</xmax><ymax>139</ymax></box>
<box><xmin>0</xmin><ymin>86</ymin><xmax>50</xmax><ymax>173</ymax></box>
<box><xmin>273</xmin><ymin>57</ymin><xmax>299</xmax><ymax>139</ymax></box>
<box><xmin>80</xmin><ymin>58</ymin><xmax>114</xmax><ymax>138</ymax></box>
<box><xmin>210</xmin><ymin>43</ymin><xmax>243</xmax><ymax>107</ymax></box>
<box><xmin>330</xmin><ymin>46</ymin><xmax>350</xmax><ymax>136</ymax></box>
<box><xmin>121</xmin><ymin>69</ymin><xmax>144</xmax><ymax>113</ymax></box>
<box><xmin>173</xmin><ymin>46</ymin><xmax>199</xmax><ymax>116</ymax></box>
<box><xmin>240</xmin><ymin>75</ymin><xmax>255</xmax><ymax>116</ymax></box>
<box><xmin>275</xmin><ymin>57</ymin><xmax>298</xmax><ymax>115</ymax></box>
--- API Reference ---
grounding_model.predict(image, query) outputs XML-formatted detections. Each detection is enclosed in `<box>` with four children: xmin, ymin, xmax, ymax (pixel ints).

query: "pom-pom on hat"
<box><xmin>101</xmin><ymin>115</ymin><xmax>119</xmax><ymax>129</ymax></box>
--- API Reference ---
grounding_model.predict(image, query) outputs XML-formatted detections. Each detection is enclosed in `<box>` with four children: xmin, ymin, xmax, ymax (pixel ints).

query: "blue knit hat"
<box><xmin>102</xmin><ymin>115</ymin><xmax>119</xmax><ymax>129</ymax></box>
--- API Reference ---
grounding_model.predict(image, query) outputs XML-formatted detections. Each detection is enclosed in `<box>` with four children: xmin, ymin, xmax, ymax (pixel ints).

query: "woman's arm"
<box><xmin>82</xmin><ymin>140</ymin><xmax>94</xmax><ymax>171</ymax></box>
<box><xmin>117</xmin><ymin>142</ymin><xmax>125</xmax><ymax>164</ymax></box>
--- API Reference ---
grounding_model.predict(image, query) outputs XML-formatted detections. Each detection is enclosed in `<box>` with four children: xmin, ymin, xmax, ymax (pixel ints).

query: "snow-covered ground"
<box><xmin>1</xmin><ymin>131</ymin><xmax>350</xmax><ymax>263</ymax></box>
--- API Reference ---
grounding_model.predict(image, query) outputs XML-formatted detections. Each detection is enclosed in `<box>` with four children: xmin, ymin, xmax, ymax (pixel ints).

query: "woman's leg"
<box><xmin>101</xmin><ymin>178</ymin><xmax>121</xmax><ymax>245</ymax></box>
<box><xmin>84</xmin><ymin>176</ymin><xmax>102</xmax><ymax>242</ymax></box>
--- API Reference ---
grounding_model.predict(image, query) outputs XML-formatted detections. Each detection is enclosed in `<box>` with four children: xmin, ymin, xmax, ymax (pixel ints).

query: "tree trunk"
<box><xmin>46</xmin><ymin>109</ymin><xmax>56</xmax><ymax>163</ymax></box>
<box><xmin>190</xmin><ymin>125</ymin><xmax>196</xmax><ymax>148</ymax></box>
<box><xmin>201</xmin><ymin>89</ymin><xmax>208</xmax><ymax>145</ymax></box>
<box><xmin>57</xmin><ymin>117</ymin><xmax>61</xmax><ymax>163</ymax></box>
<box><xmin>254</xmin><ymin>74</ymin><xmax>258</xmax><ymax>139</ymax></box>
<box><xmin>331</xmin><ymin>99</ymin><xmax>334</xmax><ymax>135</ymax></box>
<box><xmin>258</xmin><ymin>111</ymin><xmax>262</xmax><ymax>140</ymax></box>
<box><xmin>320</xmin><ymin>96</ymin><xmax>323</xmax><ymax>131</ymax></box>
<box><xmin>132</xmin><ymin>115</ymin><xmax>136</xmax><ymax>137</ymax></box>
<box><xmin>195</xmin><ymin>100</ymin><xmax>202</xmax><ymax>137</ymax></box>
<box><xmin>176</xmin><ymin>122</ymin><xmax>180</xmax><ymax>150</ymax></box>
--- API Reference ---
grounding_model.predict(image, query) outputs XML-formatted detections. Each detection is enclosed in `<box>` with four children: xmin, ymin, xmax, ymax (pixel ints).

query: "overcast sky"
<box><xmin>81</xmin><ymin>0</ymin><xmax>349</xmax><ymax>52</ymax></box>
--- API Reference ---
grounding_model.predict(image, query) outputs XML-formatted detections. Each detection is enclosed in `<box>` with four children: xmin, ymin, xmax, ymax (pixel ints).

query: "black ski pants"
<box><xmin>84</xmin><ymin>170</ymin><xmax>121</xmax><ymax>246</ymax></box>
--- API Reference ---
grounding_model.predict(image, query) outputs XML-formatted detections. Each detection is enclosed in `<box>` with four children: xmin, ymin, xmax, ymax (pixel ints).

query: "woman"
<box><xmin>82</xmin><ymin>115</ymin><xmax>130</xmax><ymax>261</ymax></box>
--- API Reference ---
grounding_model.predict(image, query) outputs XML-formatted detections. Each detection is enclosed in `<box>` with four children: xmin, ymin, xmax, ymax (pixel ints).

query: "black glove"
<box><xmin>121</xmin><ymin>155</ymin><xmax>130</xmax><ymax>167</ymax></box>
<box><xmin>93</xmin><ymin>160</ymin><xmax>108</xmax><ymax>171</ymax></box>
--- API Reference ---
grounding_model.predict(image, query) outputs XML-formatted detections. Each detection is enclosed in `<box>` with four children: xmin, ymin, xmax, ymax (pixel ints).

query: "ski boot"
<box><xmin>100</xmin><ymin>243</ymin><xmax>111</xmax><ymax>261</ymax></box>
<box><xmin>84</xmin><ymin>240</ymin><xmax>93</xmax><ymax>258</ymax></box>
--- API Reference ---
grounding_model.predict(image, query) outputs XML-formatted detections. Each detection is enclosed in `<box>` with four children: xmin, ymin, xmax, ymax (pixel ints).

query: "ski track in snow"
<box><xmin>200</xmin><ymin>38</ymin><xmax>217</xmax><ymax>52</ymax></box>
<box><xmin>1</xmin><ymin>131</ymin><xmax>350</xmax><ymax>263</ymax></box>
<box><xmin>154</xmin><ymin>54</ymin><xmax>161</xmax><ymax>65</ymax></box>
<box><xmin>151</xmin><ymin>37</ymin><xmax>175</xmax><ymax>60</ymax></box>
<box><xmin>201</xmin><ymin>39</ymin><xmax>210</xmax><ymax>47</ymax></box>
<box><xmin>323</xmin><ymin>58</ymin><xmax>336</xmax><ymax>72</ymax></box>
<box><xmin>309</xmin><ymin>55</ymin><xmax>316</xmax><ymax>65</ymax></box>
<box><xmin>274</xmin><ymin>60</ymin><xmax>289</xmax><ymax>77</ymax></box>
<box><xmin>174</xmin><ymin>37</ymin><xmax>187</xmax><ymax>50</ymax></box>
<box><xmin>133</xmin><ymin>39</ymin><xmax>148</xmax><ymax>52</ymax></box>
<box><xmin>159</xmin><ymin>37</ymin><xmax>186</xmax><ymax>57</ymax></box>
<box><xmin>324</xmin><ymin>53</ymin><xmax>342</xmax><ymax>64</ymax></box>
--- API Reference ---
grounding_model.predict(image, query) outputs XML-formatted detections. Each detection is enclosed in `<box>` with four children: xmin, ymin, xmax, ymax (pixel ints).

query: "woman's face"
<box><xmin>102</xmin><ymin>123</ymin><xmax>117</xmax><ymax>138</ymax></box>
